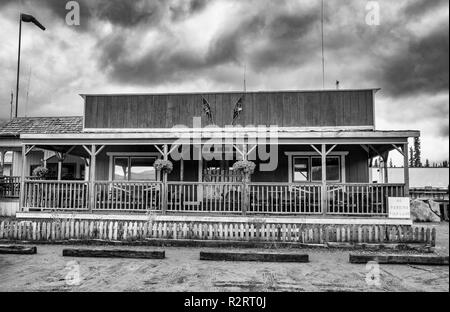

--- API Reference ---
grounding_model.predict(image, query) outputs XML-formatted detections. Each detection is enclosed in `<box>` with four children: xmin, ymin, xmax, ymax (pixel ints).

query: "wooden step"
<box><xmin>0</xmin><ymin>245</ymin><xmax>37</xmax><ymax>255</ymax></box>
<box><xmin>200</xmin><ymin>251</ymin><xmax>309</xmax><ymax>262</ymax></box>
<box><xmin>349</xmin><ymin>254</ymin><xmax>449</xmax><ymax>265</ymax></box>
<box><xmin>63</xmin><ymin>248</ymin><xmax>165</xmax><ymax>259</ymax></box>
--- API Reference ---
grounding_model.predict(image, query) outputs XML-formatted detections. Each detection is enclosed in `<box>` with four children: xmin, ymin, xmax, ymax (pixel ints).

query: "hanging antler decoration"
<box><xmin>231</xmin><ymin>95</ymin><xmax>244</xmax><ymax>125</ymax></box>
<box><xmin>201</xmin><ymin>96</ymin><xmax>214</xmax><ymax>125</ymax></box>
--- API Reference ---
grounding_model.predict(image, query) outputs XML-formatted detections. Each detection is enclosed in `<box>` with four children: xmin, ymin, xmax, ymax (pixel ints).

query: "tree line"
<box><xmin>372</xmin><ymin>138</ymin><xmax>449</xmax><ymax>168</ymax></box>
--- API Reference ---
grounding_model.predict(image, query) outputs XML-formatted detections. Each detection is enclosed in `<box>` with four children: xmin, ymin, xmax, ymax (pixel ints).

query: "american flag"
<box><xmin>232</xmin><ymin>95</ymin><xmax>244</xmax><ymax>125</ymax></box>
<box><xmin>202</xmin><ymin>97</ymin><xmax>214</xmax><ymax>124</ymax></box>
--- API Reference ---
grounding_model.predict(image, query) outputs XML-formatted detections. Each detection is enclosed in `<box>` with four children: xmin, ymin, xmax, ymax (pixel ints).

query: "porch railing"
<box><xmin>23</xmin><ymin>180</ymin><xmax>89</xmax><ymax>211</ymax></box>
<box><xmin>94</xmin><ymin>181</ymin><xmax>162</xmax><ymax>212</ymax></box>
<box><xmin>326</xmin><ymin>183</ymin><xmax>405</xmax><ymax>216</ymax></box>
<box><xmin>21</xmin><ymin>180</ymin><xmax>408</xmax><ymax>217</ymax></box>
<box><xmin>249</xmin><ymin>183</ymin><xmax>322</xmax><ymax>214</ymax></box>
<box><xmin>167</xmin><ymin>182</ymin><xmax>242</xmax><ymax>213</ymax></box>
<box><xmin>0</xmin><ymin>176</ymin><xmax>20</xmax><ymax>199</ymax></box>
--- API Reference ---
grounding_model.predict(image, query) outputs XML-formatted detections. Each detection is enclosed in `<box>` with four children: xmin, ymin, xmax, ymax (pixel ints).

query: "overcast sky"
<box><xmin>0</xmin><ymin>0</ymin><xmax>448</xmax><ymax>164</ymax></box>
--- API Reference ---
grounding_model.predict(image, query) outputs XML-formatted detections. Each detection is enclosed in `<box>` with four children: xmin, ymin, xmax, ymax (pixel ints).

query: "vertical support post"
<box><xmin>57</xmin><ymin>153</ymin><xmax>63</xmax><ymax>181</ymax></box>
<box><xmin>20</xmin><ymin>145</ymin><xmax>27</xmax><ymax>212</ymax></box>
<box><xmin>382</xmin><ymin>152</ymin><xmax>389</xmax><ymax>183</ymax></box>
<box><xmin>321</xmin><ymin>144</ymin><xmax>327</xmax><ymax>215</ymax></box>
<box><xmin>180</xmin><ymin>158</ymin><xmax>184</xmax><ymax>181</ymax></box>
<box><xmin>162</xmin><ymin>144</ymin><xmax>168</xmax><ymax>214</ymax></box>
<box><xmin>242</xmin><ymin>143</ymin><xmax>249</xmax><ymax>215</ymax></box>
<box><xmin>89</xmin><ymin>145</ymin><xmax>96</xmax><ymax>212</ymax></box>
<box><xmin>320</xmin><ymin>144</ymin><xmax>328</xmax><ymax>215</ymax></box>
<box><xmin>56</xmin><ymin>153</ymin><xmax>63</xmax><ymax>208</ymax></box>
<box><xmin>403</xmin><ymin>143</ymin><xmax>410</xmax><ymax>197</ymax></box>
<box><xmin>0</xmin><ymin>150</ymin><xmax>5</xmax><ymax>176</ymax></box>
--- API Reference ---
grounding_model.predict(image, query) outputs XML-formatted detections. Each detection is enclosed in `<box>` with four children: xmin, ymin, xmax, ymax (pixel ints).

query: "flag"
<box><xmin>21</xmin><ymin>13</ymin><xmax>46</xmax><ymax>31</ymax></box>
<box><xmin>202</xmin><ymin>97</ymin><xmax>213</xmax><ymax>124</ymax></box>
<box><xmin>232</xmin><ymin>95</ymin><xmax>244</xmax><ymax>125</ymax></box>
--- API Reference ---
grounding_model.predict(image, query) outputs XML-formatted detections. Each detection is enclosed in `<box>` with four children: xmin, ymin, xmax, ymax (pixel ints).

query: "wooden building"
<box><xmin>0</xmin><ymin>89</ymin><xmax>418</xmax><ymax>228</ymax></box>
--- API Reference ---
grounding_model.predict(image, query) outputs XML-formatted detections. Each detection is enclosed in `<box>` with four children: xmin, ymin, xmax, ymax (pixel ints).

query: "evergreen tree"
<box><xmin>413</xmin><ymin>137</ymin><xmax>422</xmax><ymax>167</ymax></box>
<box><xmin>389</xmin><ymin>159</ymin><xmax>393</xmax><ymax>167</ymax></box>
<box><xmin>443</xmin><ymin>160</ymin><xmax>449</xmax><ymax>168</ymax></box>
<box><xmin>409</xmin><ymin>146</ymin><xmax>414</xmax><ymax>167</ymax></box>
<box><xmin>425</xmin><ymin>159</ymin><xmax>430</xmax><ymax>167</ymax></box>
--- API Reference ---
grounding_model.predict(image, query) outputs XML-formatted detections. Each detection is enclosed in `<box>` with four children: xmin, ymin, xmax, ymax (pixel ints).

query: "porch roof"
<box><xmin>18</xmin><ymin>128</ymin><xmax>419</xmax><ymax>145</ymax></box>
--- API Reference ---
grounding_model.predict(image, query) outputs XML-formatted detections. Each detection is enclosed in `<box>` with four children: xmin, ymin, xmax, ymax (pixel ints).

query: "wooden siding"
<box><xmin>84</xmin><ymin>90</ymin><xmax>375</xmax><ymax>129</ymax></box>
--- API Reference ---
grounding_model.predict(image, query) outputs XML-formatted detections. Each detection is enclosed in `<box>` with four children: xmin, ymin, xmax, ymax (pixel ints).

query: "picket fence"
<box><xmin>0</xmin><ymin>219</ymin><xmax>435</xmax><ymax>246</ymax></box>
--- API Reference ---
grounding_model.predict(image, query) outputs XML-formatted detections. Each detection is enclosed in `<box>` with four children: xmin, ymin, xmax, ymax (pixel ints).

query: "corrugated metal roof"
<box><xmin>0</xmin><ymin>117</ymin><xmax>83</xmax><ymax>137</ymax></box>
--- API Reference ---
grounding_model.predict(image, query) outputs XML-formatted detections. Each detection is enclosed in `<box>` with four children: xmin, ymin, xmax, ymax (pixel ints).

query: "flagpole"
<box><xmin>321</xmin><ymin>0</ymin><xmax>325</xmax><ymax>89</ymax></box>
<box><xmin>15</xmin><ymin>15</ymin><xmax>22</xmax><ymax>118</ymax></box>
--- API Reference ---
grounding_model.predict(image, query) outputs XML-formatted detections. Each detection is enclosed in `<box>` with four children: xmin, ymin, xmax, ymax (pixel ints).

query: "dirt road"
<box><xmin>0</xmin><ymin>223</ymin><xmax>448</xmax><ymax>292</ymax></box>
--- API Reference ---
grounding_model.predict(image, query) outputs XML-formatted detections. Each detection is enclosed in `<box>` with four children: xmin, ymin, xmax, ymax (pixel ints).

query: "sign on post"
<box><xmin>388</xmin><ymin>197</ymin><xmax>411</xmax><ymax>219</ymax></box>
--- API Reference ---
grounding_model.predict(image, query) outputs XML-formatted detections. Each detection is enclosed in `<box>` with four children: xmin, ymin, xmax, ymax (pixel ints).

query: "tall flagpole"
<box><xmin>321</xmin><ymin>0</ymin><xmax>325</xmax><ymax>89</ymax></box>
<box><xmin>15</xmin><ymin>16</ymin><xmax>22</xmax><ymax>118</ymax></box>
<box><xmin>15</xmin><ymin>13</ymin><xmax>45</xmax><ymax>118</ymax></box>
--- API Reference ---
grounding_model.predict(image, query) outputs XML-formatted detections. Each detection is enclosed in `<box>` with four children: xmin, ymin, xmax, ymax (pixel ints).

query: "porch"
<box><xmin>0</xmin><ymin>127</ymin><xmax>417</xmax><ymax>221</ymax></box>
<box><xmin>19</xmin><ymin>179</ymin><xmax>405</xmax><ymax>217</ymax></box>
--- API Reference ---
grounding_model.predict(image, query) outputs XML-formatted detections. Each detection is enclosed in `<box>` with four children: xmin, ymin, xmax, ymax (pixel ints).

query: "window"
<box><xmin>113</xmin><ymin>156</ymin><xmax>157</xmax><ymax>181</ymax></box>
<box><xmin>293</xmin><ymin>157</ymin><xmax>309</xmax><ymax>182</ymax></box>
<box><xmin>292</xmin><ymin>156</ymin><xmax>341</xmax><ymax>182</ymax></box>
<box><xmin>311</xmin><ymin>157</ymin><xmax>340</xmax><ymax>182</ymax></box>
<box><xmin>42</xmin><ymin>163</ymin><xmax>76</xmax><ymax>180</ymax></box>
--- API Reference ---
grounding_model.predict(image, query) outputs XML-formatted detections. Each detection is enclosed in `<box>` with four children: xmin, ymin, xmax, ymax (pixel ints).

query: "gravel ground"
<box><xmin>0</xmin><ymin>222</ymin><xmax>448</xmax><ymax>292</ymax></box>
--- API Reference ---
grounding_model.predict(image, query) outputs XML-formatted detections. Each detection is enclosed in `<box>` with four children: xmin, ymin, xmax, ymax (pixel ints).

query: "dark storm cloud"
<box><xmin>403</xmin><ymin>0</ymin><xmax>448</xmax><ymax>17</ymax></box>
<box><xmin>379</xmin><ymin>22</ymin><xmax>449</xmax><ymax>97</ymax></box>
<box><xmin>169</xmin><ymin>0</ymin><xmax>209</xmax><ymax>21</ymax></box>
<box><xmin>99</xmin><ymin>6</ymin><xmax>320</xmax><ymax>85</ymax></box>
<box><xmin>250</xmin><ymin>10</ymin><xmax>319</xmax><ymax>69</ymax></box>
<box><xmin>0</xmin><ymin>0</ymin><xmax>209</xmax><ymax>30</ymax></box>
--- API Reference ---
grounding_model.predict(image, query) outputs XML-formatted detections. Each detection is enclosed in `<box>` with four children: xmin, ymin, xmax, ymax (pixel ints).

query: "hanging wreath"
<box><xmin>154</xmin><ymin>159</ymin><xmax>173</xmax><ymax>174</ymax></box>
<box><xmin>232</xmin><ymin>160</ymin><xmax>256</xmax><ymax>175</ymax></box>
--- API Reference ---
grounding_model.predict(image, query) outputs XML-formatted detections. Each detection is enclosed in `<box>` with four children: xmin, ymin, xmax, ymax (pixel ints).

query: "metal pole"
<box><xmin>15</xmin><ymin>17</ymin><xmax>22</xmax><ymax>118</ymax></box>
<box><xmin>321</xmin><ymin>0</ymin><xmax>325</xmax><ymax>89</ymax></box>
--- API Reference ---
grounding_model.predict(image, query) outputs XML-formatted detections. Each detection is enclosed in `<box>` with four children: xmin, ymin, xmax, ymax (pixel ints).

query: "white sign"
<box><xmin>388</xmin><ymin>197</ymin><xmax>410</xmax><ymax>219</ymax></box>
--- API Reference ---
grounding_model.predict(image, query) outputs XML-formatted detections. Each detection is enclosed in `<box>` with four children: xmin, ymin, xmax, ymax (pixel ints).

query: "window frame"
<box><xmin>108</xmin><ymin>152</ymin><xmax>161</xmax><ymax>182</ymax></box>
<box><xmin>286</xmin><ymin>151</ymin><xmax>348</xmax><ymax>183</ymax></box>
<box><xmin>310</xmin><ymin>156</ymin><xmax>341</xmax><ymax>183</ymax></box>
<box><xmin>292</xmin><ymin>157</ymin><xmax>310</xmax><ymax>182</ymax></box>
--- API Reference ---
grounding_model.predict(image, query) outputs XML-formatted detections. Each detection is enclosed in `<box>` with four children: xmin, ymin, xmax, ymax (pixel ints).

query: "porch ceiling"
<box><xmin>33</xmin><ymin>145</ymin><xmax>90</xmax><ymax>158</ymax></box>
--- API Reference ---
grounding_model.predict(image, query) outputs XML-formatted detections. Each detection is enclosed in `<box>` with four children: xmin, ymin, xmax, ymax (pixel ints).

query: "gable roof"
<box><xmin>0</xmin><ymin>117</ymin><xmax>83</xmax><ymax>137</ymax></box>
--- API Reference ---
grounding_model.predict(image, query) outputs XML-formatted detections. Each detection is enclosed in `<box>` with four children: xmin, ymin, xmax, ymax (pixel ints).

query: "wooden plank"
<box><xmin>62</xmin><ymin>248</ymin><xmax>165</xmax><ymax>259</ymax></box>
<box><xmin>199</xmin><ymin>251</ymin><xmax>309</xmax><ymax>263</ymax></box>
<box><xmin>0</xmin><ymin>245</ymin><xmax>37</xmax><ymax>255</ymax></box>
<box><xmin>349</xmin><ymin>254</ymin><xmax>449</xmax><ymax>265</ymax></box>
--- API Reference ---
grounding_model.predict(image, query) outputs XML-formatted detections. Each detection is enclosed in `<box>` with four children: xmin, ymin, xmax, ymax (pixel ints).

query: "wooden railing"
<box><xmin>249</xmin><ymin>183</ymin><xmax>322</xmax><ymax>214</ymax></box>
<box><xmin>21</xmin><ymin>180</ymin><xmax>408</xmax><ymax>217</ymax></box>
<box><xmin>167</xmin><ymin>182</ymin><xmax>242</xmax><ymax>213</ymax></box>
<box><xmin>410</xmin><ymin>187</ymin><xmax>449</xmax><ymax>201</ymax></box>
<box><xmin>326</xmin><ymin>183</ymin><xmax>405</xmax><ymax>215</ymax></box>
<box><xmin>94</xmin><ymin>181</ymin><xmax>162</xmax><ymax>212</ymax></box>
<box><xmin>0</xmin><ymin>176</ymin><xmax>20</xmax><ymax>198</ymax></box>
<box><xmin>23</xmin><ymin>180</ymin><xmax>89</xmax><ymax>211</ymax></box>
